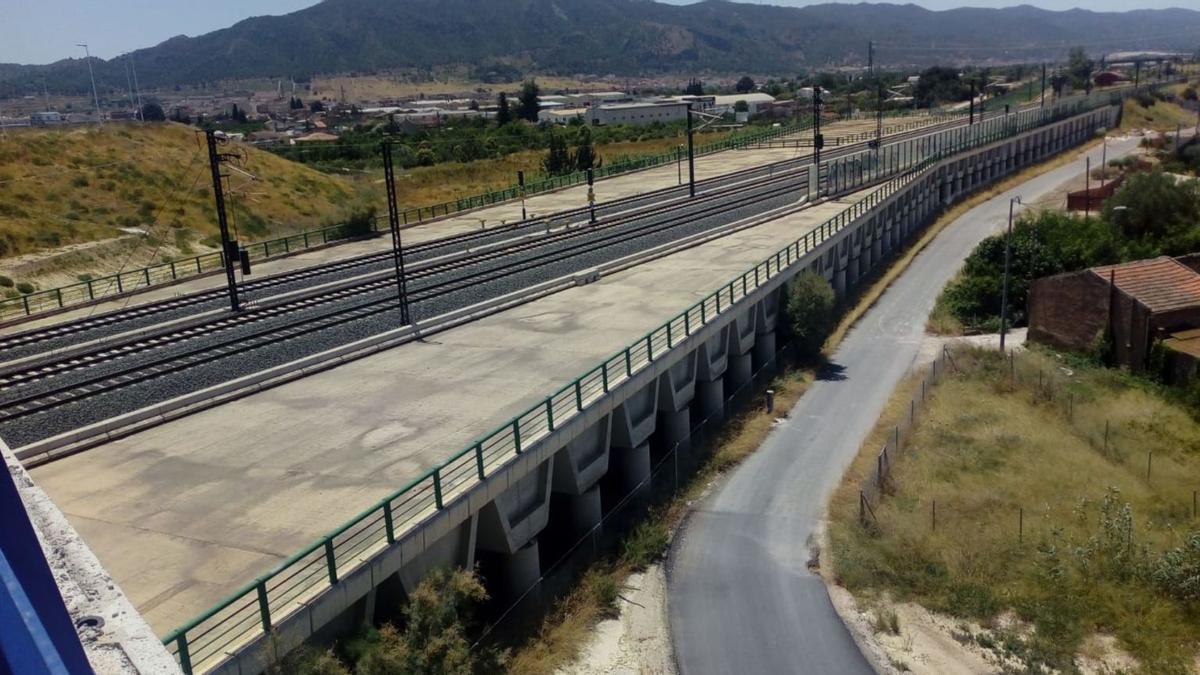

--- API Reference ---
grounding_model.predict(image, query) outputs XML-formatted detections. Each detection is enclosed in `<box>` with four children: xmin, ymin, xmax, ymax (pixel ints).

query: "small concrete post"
<box><xmin>765</xmin><ymin>389</ymin><xmax>775</xmax><ymax>414</ymax></box>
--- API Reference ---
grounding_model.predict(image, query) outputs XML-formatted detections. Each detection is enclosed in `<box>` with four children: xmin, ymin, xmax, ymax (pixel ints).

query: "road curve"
<box><xmin>667</xmin><ymin>135</ymin><xmax>1139</xmax><ymax>674</ymax></box>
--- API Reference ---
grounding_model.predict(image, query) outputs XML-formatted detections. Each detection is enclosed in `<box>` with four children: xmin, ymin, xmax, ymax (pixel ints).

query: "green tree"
<box><xmin>543</xmin><ymin>130</ymin><xmax>571</xmax><ymax>175</ymax></box>
<box><xmin>1067</xmin><ymin>46</ymin><xmax>1095</xmax><ymax>90</ymax></box>
<box><xmin>309</xmin><ymin>99</ymin><xmax>325</xmax><ymax>113</ymax></box>
<box><xmin>736</xmin><ymin>76</ymin><xmax>756</xmax><ymax>93</ymax></box>
<box><xmin>571</xmin><ymin>125</ymin><xmax>599</xmax><ymax>171</ymax></box>
<box><xmin>785</xmin><ymin>271</ymin><xmax>837</xmax><ymax>359</ymax></box>
<box><xmin>684</xmin><ymin>78</ymin><xmax>705</xmax><ymax>96</ymax></box>
<box><xmin>1102</xmin><ymin>169</ymin><xmax>1200</xmax><ymax>256</ymax></box>
<box><xmin>495</xmin><ymin>91</ymin><xmax>512</xmax><ymax>125</ymax></box>
<box><xmin>141</xmin><ymin>102</ymin><xmax>166</xmax><ymax>121</ymax></box>
<box><xmin>517</xmin><ymin>79</ymin><xmax>540</xmax><ymax>122</ymax></box>
<box><xmin>733</xmin><ymin>100</ymin><xmax>750</xmax><ymax>113</ymax></box>
<box><xmin>913</xmin><ymin>66</ymin><xmax>968</xmax><ymax>107</ymax></box>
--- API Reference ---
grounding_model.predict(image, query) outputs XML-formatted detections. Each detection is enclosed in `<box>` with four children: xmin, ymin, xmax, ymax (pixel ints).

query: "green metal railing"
<box><xmin>159</xmin><ymin>89</ymin><xmax>1123</xmax><ymax>674</ymax></box>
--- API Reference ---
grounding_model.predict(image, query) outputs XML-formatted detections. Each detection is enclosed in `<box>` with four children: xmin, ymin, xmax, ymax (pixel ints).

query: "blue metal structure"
<box><xmin>0</xmin><ymin>462</ymin><xmax>92</xmax><ymax>675</ymax></box>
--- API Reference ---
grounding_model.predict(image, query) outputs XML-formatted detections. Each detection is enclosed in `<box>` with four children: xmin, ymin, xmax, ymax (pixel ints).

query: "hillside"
<box><xmin>0</xmin><ymin>122</ymin><xmax>377</xmax><ymax>289</ymax></box>
<box><xmin>3</xmin><ymin>0</ymin><xmax>1200</xmax><ymax>96</ymax></box>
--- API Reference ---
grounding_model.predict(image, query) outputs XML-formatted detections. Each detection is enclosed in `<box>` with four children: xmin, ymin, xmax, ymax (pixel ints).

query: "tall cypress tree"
<box><xmin>496</xmin><ymin>92</ymin><xmax>512</xmax><ymax>125</ymax></box>
<box><xmin>517</xmin><ymin>79</ymin><xmax>541</xmax><ymax>122</ymax></box>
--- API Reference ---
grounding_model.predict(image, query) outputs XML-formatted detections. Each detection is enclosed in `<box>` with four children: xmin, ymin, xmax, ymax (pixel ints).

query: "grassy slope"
<box><xmin>388</xmin><ymin>130</ymin><xmax>735</xmax><ymax>210</ymax></box>
<box><xmin>0</xmin><ymin>122</ymin><xmax>378</xmax><ymax>283</ymax></box>
<box><xmin>829</xmin><ymin>346</ymin><xmax>1200</xmax><ymax>672</ymax></box>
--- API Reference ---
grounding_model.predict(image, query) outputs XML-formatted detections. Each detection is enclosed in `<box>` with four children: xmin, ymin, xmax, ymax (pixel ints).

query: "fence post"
<box><xmin>575</xmin><ymin>381</ymin><xmax>583</xmax><ymax>411</ymax></box>
<box><xmin>601</xmin><ymin>363</ymin><xmax>609</xmax><ymax>393</ymax></box>
<box><xmin>546</xmin><ymin>399</ymin><xmax>555</xmax><ymax>432</ymax></box>
<box><xmin>383</xmin><ymin>500</ymin><xmax>395</xmax><ymax>544</ymax></box>
<box><xmin>512</xmin><ymin>420</ymin><xmax>522</xmax><ymax>454</ymax></box>
<box><xmin>433</xmin><ymin>469</ymin><xmax>444</xmax><ymax>509</ymax></box>
<box><xmin>256</xmin><ymin>581</ymin><xmax>272</xmax><ymax>633</ymax></box>
<box><xmin>176</xmin><ymin>635</ymin><xmax>192</xmax><ymax>675</ymax></box>
<box><xmin>324</xmin><ymin>539</ymin><xmax>338</xmax><ymax>584</ymax></box>
<box><xmin>475</xmin><ymin>443</ymin><xmax>486</xmax><ymax>480</ymax></box>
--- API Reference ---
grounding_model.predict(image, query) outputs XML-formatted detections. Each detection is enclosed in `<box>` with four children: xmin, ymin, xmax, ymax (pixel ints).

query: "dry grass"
<box><xmin>1119</xmin><ymin>94</ymin><xmax>1198</xmax><ymax>133</ymax></box>
<box><xmin>388</xmin><ymin>129</ymin><xmax>736</xmax><ymax>209</ymax></box>
<box><xmin>828</xmin><ymin>346</ymin><xmax>1200</xmax><ymax>672</ymax></box>
<box><xmin>506</xmin><ymin>366</ymin><xmax>813</xmax><ymax>674</ymax></box>
<box><xmin>0</xmin><ymin>122</ymin><xmax>378</xmax><ymax>285</ymax></box>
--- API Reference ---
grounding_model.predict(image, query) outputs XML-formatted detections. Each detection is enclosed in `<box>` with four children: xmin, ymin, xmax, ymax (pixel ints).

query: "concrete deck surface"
<box><xmin>4</xmin><ymin>116</ymin><xmax>927</xmax><ymax>335</ymax></box>
<box><xmin>27</xmin><ymin>186</ymin><xmax>868</xmax><ymax>635</ymax></box>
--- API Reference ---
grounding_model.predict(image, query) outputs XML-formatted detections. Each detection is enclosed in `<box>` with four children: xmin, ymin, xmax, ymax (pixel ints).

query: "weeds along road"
<box><xmin>667</xmin><ymin>135</ymin><xmax>1141</xmax><ymax>674</ymax></box>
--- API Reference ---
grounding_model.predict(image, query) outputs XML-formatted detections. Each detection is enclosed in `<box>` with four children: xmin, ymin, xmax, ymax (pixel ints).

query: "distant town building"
<box><xmin>29</xmin><ymin>111</ymin><xmax>65</xmax><ymax>126</ymax></box>
<box><xmin>586</xmin><ymin>101</ymin><xmax>689</xmax><ymax>126</ymax></box>
<box><xmin>1093</xmin><ymin>71</ymin><xmax>1127</xmax><ymax>88</ymax></box>
<box><xmin>712</xmin><ymin>93</ymin><xmax>776</xmax><ymax>115</ymax></box>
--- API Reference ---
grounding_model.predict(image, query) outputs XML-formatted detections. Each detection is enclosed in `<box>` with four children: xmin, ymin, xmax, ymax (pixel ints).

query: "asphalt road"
<box><xmin>667</xmin><ymin>134</ymin><xmax>1140</xmax><ymax>674</ymax></box>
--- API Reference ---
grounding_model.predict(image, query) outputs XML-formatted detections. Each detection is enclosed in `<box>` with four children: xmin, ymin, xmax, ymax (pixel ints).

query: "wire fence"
<box><xmin>858</xmin><ymin>346</ymin><xmax>1200</xmax><ymax>539</ymax></box>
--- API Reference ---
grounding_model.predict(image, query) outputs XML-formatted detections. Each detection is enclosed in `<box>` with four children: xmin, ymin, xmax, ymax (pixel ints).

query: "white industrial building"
<box><xmin>711</xmin><ymin>93</ymin><xmax>776</xmax><ymax>115</ymax></box>
<box><xmin>586</xmin><ymin>101</ymin><xmax>689</xmax><ymax>126</ymax></box>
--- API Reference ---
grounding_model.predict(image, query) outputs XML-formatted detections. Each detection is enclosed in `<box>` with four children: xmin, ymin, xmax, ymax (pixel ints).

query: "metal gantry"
<box><xmin>381</xmin><ymin>139</ymin><xmax>412</xmax><ymax>325</ymax></box>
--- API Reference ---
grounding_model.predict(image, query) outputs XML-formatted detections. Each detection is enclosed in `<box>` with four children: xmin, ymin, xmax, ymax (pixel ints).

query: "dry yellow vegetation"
<box><xmin>0</xmin><ymin>122</ymin><xmax>378</xmax><ymax>270</ymax></box>
<box><xmin>829</xmin><ymin>346</ymin><xmax>1200</xmax><ymax>672</ymax></box>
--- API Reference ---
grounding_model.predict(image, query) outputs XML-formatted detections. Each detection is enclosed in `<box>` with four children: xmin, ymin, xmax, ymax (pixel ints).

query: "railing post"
<box><xmin>475</xmin><ymin>443</ymin><xmax>486</xmax><ymax>480</ymax></box>
<box><xmin>256</xmin><ymin>581</ymin><xmax>272</xmax><ymax>633</ymax></box>
<box><xmin>545</xmin><ymin>399</ymin><xmax>555</xmax><ymax>432</ymax></box>
<box><xmin>512</xmin><ymin>419</ymin><xmax>522</xmax><ymax>454</ymax></box>
<box><xmin>433</xmin><ymin>469</ymin><xmax>444</xmax><ymax>509</ymax></box>
<box><xmin>55</xmin><ymin>288</ymin><xmax>63</xmax><ymax>308</ymax></box>
<box><xmin>625</xmin><ymin>349</ymin><xmax>633</xmax><ymax>376</ymax></box>
<box><xmin>324</xmin><ymin>539</ymin><xmax>338</xmax><ymax>585</ymax></box>
<box><xmin>646</xmin><ymin>334</ymin><xmax>654</xmax><ymax>362</ymax></box>
<box><xmin>383</xmin><ymin>500</ymin><xmax>395</xmax><ymax>544</ymax></box>
<box><xmin>575</xmin><ymin>381</ymin><xmax>583</xmax><ymax>411</ymax></box>
<box><xmin>601</xmin><ymin>363</ymin><xmax>609</xmax><ymax>392</ymax></box>
<box><xmin>176</xmin><ymin>635</ymin><xmax>192</xmax><ymax>675</ymax></box>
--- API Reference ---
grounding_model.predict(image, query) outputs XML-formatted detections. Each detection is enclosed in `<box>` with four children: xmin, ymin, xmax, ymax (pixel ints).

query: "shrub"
<box><xmin>340</xmin><ymin>207</ymin><xmax>377</xmax><ymax>239</ymax></box>
<box><xmin>1151</xmin><ymin>532</ymin><xmax>1200</xmax><ymax>602</ymax></box>
<box><xmin>16</xmin><ymin>282</ymin><xmax>35</xmax><ymax>294</ymax></box>
<box><xmin>622</xmin><ymin>520</ymin><xmax>670</xmax><ymax>570</ymax></box>
<box><xmin>0</xmin><ymin>275</ymin><xmax>12</xmax><ymax>288</ymax></box>
<box><xmin>784</xmin><ymin>271</ymin><xmax>837</xmax><ymax>358</ymax></box>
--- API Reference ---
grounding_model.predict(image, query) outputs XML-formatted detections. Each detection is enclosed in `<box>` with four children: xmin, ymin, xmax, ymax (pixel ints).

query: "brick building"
<box><xmin>1027</xmin><ymin>256</ymin><xmax>1200</xmax><ymax>373</ymax></box>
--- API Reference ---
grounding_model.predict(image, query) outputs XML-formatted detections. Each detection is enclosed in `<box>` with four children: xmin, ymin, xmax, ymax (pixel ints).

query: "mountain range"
<box><xmin>3</xmin><ymin>0</ymin><xmax>1199</xmax><ymax>97</ymax></box>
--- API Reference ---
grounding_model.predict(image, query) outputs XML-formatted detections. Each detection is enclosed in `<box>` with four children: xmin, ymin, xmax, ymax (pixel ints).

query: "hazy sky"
<box><xmin>5</xmin><ymin>0</ymin><xmax>1200</xmax><ymax>65</ymax></box>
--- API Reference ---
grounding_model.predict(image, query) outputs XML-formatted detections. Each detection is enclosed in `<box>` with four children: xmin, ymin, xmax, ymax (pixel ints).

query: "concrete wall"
<box><xmin>210</xmin><ymin>103</ymin><xmax>1118</xmax><ymax>675</ymax></box>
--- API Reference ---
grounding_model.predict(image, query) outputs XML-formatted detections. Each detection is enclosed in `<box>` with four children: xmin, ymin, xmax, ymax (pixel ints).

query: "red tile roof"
<box><xmin>1090</xmin><ymin>257</ymin><xmax>1200</xmax><ymax>314</ymax></box>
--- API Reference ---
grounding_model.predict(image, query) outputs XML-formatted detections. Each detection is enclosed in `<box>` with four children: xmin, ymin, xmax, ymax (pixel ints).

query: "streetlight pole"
<box><xmin>813</xmin><ymin>87</ymin><xmax>823</xmax><ymax>167</ymax></box>
<box><xmin>78</xmin><ymin>43</ymin><xmax>102</xmax><ymax>124</ymax></box>
<box><xmin>1000</xmin><ymin>195</ymin><xmax>1022</xmax><ymax>352</ymax></box>
<box><xmin>204</xmin><ymin>130</ymin><xmax>241</xmax><ymax>313</ymax></box>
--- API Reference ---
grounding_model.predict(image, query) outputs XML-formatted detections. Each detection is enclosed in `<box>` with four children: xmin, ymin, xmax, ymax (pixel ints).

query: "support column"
<box><xmin>695</xmin><ymin>378</ymin><xmax>725</xmax><ymax>425</ymax></box>
<box><xmin>498</xmin><ymin>539</ymin><xmax>541</xmax><ymax>601</ymax></box>
<box><xmin>612</xmin><ymin>443</ymin><xmax>651</xmax><ymax>496</ymax></box>
<box><xmin>566</xmin><ymin>485</ymin><xmax>602</xmax><ymax>537</ymax></box>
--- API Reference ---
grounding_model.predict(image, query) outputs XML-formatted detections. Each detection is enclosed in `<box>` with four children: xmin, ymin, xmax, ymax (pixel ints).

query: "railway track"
<box><xmin>0</xmin><ymin>113</ymin><xmax>969</xmax><ymax>362</ymax></box>
<box><xmin>0</xmin><ymin>163</ymin><xmax>822</xmax><ymax>437</ymax></box>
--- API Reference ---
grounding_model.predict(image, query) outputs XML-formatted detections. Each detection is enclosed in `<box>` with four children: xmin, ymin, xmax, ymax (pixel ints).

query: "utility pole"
<box><xmin>999</xmin><ymin>195</ymin><xmax>1022</xmax><ymax>352</ymax></box>
<box><xmin>874</xmin><ymin>79</ymin><xmax>884</xmax><ymax>151</ymax></box>
<box><xmin>587</xmin><ymin>168</ymin><xmax>597</xmax><ymax>224</ymax></box>
<box><xmin>813</xmin><ymin>87</ymin><xmax>823</xmax><ymax>167</ymax></box>
<box><xmin>517</xmin><ymin>171</ymin><xmax>527</xmax><ymax>220</ymax></box>
<box><xmin>969</xmin><ymin>79</ymin><xmax>976</xmax><ymax>125</ymax></box>
<box><xmin>78</xmin><ymin>43</ymin><xmax>102</xmax><ymax>124</ymax></box>
<box><xmin>1085</xmin><ymin>156</ymin><xmax>1091</xmax><ymax>220</ymax></box>
<box><xmin>129</xmin><ymin>54</ymin><xmax>143</xmax><ymax>121</ymax></box>
<box><xmin>1040</xmin><ymin>63</ymin><xmax>1047</xmax><ymax>108</ymax></box>
<box><xmin>685</xmin><ymin>102</ymin><xmax>696</xmax><ymax>198</ymax></box>
<box><xmin>204</xmin><ymin>130</ymin><xmax>241</xmax><ymax>313</ymax></box>
<box><xmin>381</xmin><ymin>140</ymin><xmax>412</xmax><ymax>325</ymax></box>
<box><xmin>123</xmin><ymin>58</ymin><xmax>137</xmax><ymax>117</ymax></box>
<box><xmin>1135</xmin><ymin>61</ymin><xmax>1142</xmax><ymax>90</ymax></box>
